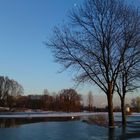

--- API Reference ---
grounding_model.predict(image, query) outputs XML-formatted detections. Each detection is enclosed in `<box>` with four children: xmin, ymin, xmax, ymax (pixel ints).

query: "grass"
<box><xmin>83</xmin><ymin>114</ymin><xmax>108</xmax><ymax>126</ymax></box>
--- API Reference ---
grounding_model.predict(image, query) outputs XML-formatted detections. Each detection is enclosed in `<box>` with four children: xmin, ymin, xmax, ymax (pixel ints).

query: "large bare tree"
<box><xmin>47</xmin><ymin>0</ymin><xmax>139</xmax><ymax>127</ymax></box>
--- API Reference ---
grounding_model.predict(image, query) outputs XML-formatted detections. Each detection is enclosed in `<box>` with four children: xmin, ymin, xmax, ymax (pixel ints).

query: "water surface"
<box><xmin>0</xmin><ymin>114</ymin><xmax>140</xmax><ymax>140</ymax></box>
<box><xmin>0</xmin><ymin>121</ymin><xmax>113</xmax><ymax>140</ymax></box>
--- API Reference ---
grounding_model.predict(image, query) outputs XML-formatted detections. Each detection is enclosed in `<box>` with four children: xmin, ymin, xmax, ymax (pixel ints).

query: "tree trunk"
<box><xmin>121</xmin><ymin>98</ymin><xmax>126</xmax><ymax>126</ymax></box>
<box><xmin>107</xmin><ymin>93</ymin><xmax>114</xmax><ymax>127</ymax></box>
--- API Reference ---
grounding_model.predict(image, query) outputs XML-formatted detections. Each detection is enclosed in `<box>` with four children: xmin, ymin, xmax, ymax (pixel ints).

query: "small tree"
<box><xmin>41</xmin><ymin>89</ymin><xmax>50</xmax><ymax>110</ymax></box>
<box><xmin>131</xmin><ymin>97</ymin><xmax>140</xmax><ymax>112</ymax></box>
<box><xmin>59</xmin><ymin>89</ymin><xmax>81</xmax><ymax>112</ymax></box>
<box><xmin>0</xmin><ymin>76</ymin><xmax>23</xmax><ymax>109</ymax></box>
<box><xmin>87</xmin><ymin>91</ymin><xmax>94</xmax><ymax>111</ymax></box>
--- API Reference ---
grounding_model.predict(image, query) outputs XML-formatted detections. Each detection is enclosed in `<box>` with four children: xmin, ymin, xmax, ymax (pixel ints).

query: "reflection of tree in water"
<box><xmin>107</xmin><ymin>123</ymin><xmax>140</xmax><ymax>140</ymax></box>
<box><xmin>0</xmin><ymin>117</ymin><xmax>80</xmax><ymax>128</ymax></box>
<box><xmin>116</xmin><ymin>125</ymin><xmax>140</xmax><ymax>139</ymax></box>
<box><xmin>108</xmin><ymin>128</ymin><xmax>115</xmax><ymax>140</ymax></box>
<box><xmin>0</xmin><ymin>119</ymin><xmax>19</xmax><ymax>128</ymax></box>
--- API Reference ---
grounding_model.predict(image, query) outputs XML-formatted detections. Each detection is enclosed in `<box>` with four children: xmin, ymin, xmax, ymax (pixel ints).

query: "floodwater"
<box><xmin>0</xmin><ymin>114</ymin><xmax>140</xmax><ymax>140</ymax></box>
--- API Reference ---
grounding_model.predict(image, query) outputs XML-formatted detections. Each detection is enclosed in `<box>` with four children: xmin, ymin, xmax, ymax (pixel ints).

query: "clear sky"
<box><xmin>0</xmin><ymin>0</ymin><xmax>140</xmax><ymax>96</ymax></box>
<box><xmin>0</xmin><ymin>0</ymin><xmax>85</xmax><ymax>95</ymax></box>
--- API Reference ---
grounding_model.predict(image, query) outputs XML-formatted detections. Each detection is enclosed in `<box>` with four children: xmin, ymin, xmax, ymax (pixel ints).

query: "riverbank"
<box><xmin>0</xmin><ymin>112</ymin><xmax>108</xmax><ymax>118</ymax></box>
<box><xmin>0</xmin><ymin>112</ymin><xmax>140</xmax><ymax>118</ymax></box>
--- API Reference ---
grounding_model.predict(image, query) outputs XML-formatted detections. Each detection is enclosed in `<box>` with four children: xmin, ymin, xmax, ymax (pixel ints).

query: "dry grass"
<box><xmin>85</xmin><ymin>114</ymin><xmax>108</xmax><ymax>126</ymax></box>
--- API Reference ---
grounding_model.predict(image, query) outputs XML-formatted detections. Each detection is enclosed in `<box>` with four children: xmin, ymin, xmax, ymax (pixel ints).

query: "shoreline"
<box><xmin>0</xmin><ymin>112</ymin><xmax>108</xmax><ymax>118</ymax></box>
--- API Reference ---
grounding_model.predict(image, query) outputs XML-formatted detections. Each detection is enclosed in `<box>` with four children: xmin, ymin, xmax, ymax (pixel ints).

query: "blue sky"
<box><xmin>0</xmin><ymin>0</ymin><xmax>140</xmax><ymax>95</ymax></box>
<box><xmin>0</xmin><ymin>0</ymin><xmax>85</xmax><ymax>94</ymax></box>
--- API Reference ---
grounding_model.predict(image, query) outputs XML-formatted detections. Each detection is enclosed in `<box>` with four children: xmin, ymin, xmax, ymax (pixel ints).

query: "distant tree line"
<box><xmin>0</xmin><ymin>76</ymin><xmax>139</xmax><ymax>113</ymax></box>
<box><xmin>1</xmin><ymin>88</ymin><xmax>82</xmax><ymax>112</ymax></box>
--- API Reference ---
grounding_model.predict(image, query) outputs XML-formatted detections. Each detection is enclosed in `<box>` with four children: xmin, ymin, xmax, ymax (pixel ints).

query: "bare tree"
<box><xmin>47</xmin><ymin>0</ymin><xmax>137</xmax><ymax>127</ymax></box>
<box><xmin>115</xmin><ymin>5</ymin><xmax>140</xmax><ymax>126</ymax></box>
<box><xmin>43</xmin><ymin>89</ymin><xmax>49</xmax><ymax>95</ymax></box>
<box><xmin>59</xmin><ymin>89</ymin><xmax>81</xmax><ymax>112</ymax></box>
<box><xmin>87</xmin><ymin>91</ymin><xmax>94</xmax><ymax>111</ymax></box>
<box><xmin>41</xmin><ymin>89</ymin><xmax>51</xmax><ymax>110</ymax></box>
<box><xmin>131</xmin><ymin>97</ymin><xmax>140</xmax><ymax>112</ymax></box>
<box><xmin>0</xmin><ymin>76</ymin><xmax>23</xmax><ymax>109</ymax></box>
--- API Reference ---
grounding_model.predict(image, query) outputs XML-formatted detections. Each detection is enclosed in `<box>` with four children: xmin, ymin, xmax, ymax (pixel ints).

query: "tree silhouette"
<box><xmin>0</xmin><ymin>76</ymin><xmax>23</xmax><ymax>109</ymax></box>
<box><xmin>47</xmin><ymin>0</ymin><xmax>140</xmax><ymax>126</ymax></box>
<box><xmin>115</xmin><ymin>5</ymin><xmax>140</xmax><ymax>126</ymax></box>
<box><xmin>59</xmin><ymin>89</ymin><xmax>81</xmax><ymax>112</ymax></box>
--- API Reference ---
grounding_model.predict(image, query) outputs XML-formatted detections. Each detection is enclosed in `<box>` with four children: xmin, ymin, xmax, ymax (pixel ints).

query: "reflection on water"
<box><xmin>117</xmin><ymin>124</ymin><xmax>140</xmax><ymax>139</ymax></box>
<box><xmin>0</xmin><ymin>117</ymin><xmax>79</xmax><ymax>128</ymax></box>
<box><xmin>0</xmin><ymin>116</ymin><xmax>140</xmax><ymax>140</ymax></box>
<box><xmin>108</xmin><ymin>128</ymin><xmax>115</xmax><ymax>140</ymax></box>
